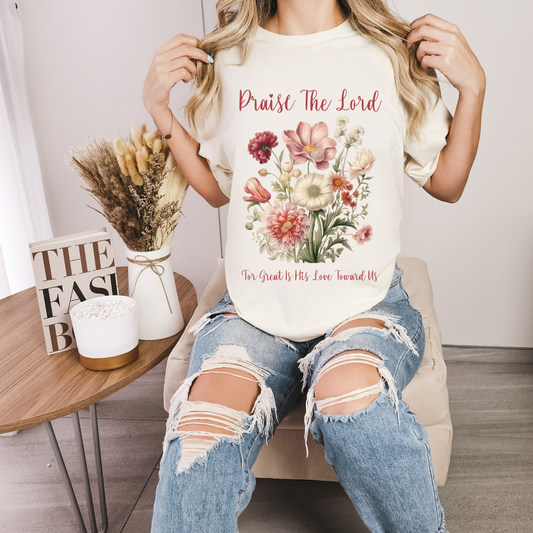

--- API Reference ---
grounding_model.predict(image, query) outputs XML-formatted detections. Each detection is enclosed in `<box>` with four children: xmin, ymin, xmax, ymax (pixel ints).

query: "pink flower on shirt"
<box><xmin>282</xmin><ymin>122</ymin><xmax>337</xmax><ymax>170</ymax></box>
<box><xmin>260</xmin><ymin>201</ymin><xmax>311</xmax><ymax>253</ymax></box>
<box><xmin>353</xmin><ymin>224</ymin><xmax>373</xmax><ymax>245</ymax></box>
<box><xmin>248</xmin><ymin>131</ymin><xmax>279</xmax><ymax>164</ymax></box>
<box><xmin>243</xmin><ymin>177</ymin><xmax>271</xmax><ymax>203</ymax></box>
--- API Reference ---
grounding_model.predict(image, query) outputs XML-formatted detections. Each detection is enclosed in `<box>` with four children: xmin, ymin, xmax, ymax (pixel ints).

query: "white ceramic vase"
<box><xmin>125</xmin><ymin>245</ymin><xmax>184</xmax><ymax>340</ymax></box>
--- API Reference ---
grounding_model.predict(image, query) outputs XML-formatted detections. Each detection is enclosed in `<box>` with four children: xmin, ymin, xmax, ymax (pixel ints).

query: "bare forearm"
<box><xmin>142</xmin><ymin>33</ymin><xmax>225</xmax><ymax>207</ymax></box>
<box><xmin>423</xmin><ymin>88</ymin><xmax>485</xmax><ymax>202</ymax></box>
<box><xmin>152</xmin><ymin>108</ymin><xmax>229</xmax><ymax>208</ymax></box>
<box><xmin>407</xmin><ymin>14</ymin><xmax>486</xmax><ymax>203</ymax></box>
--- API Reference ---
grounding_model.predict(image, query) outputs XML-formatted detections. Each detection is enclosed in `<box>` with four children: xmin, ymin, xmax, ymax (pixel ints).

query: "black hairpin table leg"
<box><xmin>45</xmin><ymin>403</ymin><xmax>108</xmax><ymax>533</ymax></box>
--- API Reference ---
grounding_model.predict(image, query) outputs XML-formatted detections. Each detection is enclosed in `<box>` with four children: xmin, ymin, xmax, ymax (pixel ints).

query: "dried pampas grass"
<box><xmin>68</xmin><ymin>125</ymin><xmax>189</xmax><ymax>251</ymax></box>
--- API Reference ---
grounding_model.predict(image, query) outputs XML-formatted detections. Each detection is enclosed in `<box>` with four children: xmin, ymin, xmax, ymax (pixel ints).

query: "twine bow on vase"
<box><xmin>125</xmin><ymin>245</ymin><xmax>184</xmax><ymax>340</ymax></box>
<box><xmin>127</xmin><ymin>253</ymin><xmax>173</xmax><ymax>314</ymax></box>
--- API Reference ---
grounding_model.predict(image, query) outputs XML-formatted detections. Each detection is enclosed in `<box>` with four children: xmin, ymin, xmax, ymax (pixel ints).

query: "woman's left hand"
<box><xmin>406</xmin><ymin>13</ymin><xmax>486</xmax><ymax>97</ymax></box>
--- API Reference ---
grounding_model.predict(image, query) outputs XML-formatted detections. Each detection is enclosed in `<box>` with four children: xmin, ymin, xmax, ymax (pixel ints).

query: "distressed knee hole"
<box><xmin>175</xmin><ymin>364</ymin><xmax>259</xmax><ymax>441</ymax></box>
<box><xmin>175</xmin><ymin>365</ymin><xmax>258</xmax><ymax>441</ymax></box>
<box><xmin>332</xmin><ymin>317</ymin><xmax>387</xmax><ymax>338</ymax></box>
<box><xmin>170</xmin><ymin>400</ymin><xmax>249</xmax><ymax>472</ymax></box>
<box><xmin>163</xmin><ymin>345</ymin><xmax>277</xmax><ymax>472</ymax></box>
<box><xmin>187</xmin><ymin>365</ymin><xmax>260</xmax><ymax>415</ymax></box>
<box><xmin>298</xmin><ymin>313</ymin><xmax>419</xmax><ymax>390</ymax></box>
<box><xmin>314</xmin><ymin>351</ymin><xmax>382</xmax><ymax>415</ymax></box>
<box><xmin>302</xmin><ymin>350</ymin><xmax>396</xmax><ymax>456</ymax></box>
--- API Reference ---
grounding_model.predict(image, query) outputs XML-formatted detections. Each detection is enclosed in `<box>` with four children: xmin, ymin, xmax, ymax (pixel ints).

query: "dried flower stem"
<box><xmin>67</xmin><ymin>125</ymin><xmax>189</xmax><ymax>252</ymax></box>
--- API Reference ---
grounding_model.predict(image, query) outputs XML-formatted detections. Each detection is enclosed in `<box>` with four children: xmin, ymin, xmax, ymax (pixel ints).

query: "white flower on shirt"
<box><xmin>345</xmin><ymin>131</ymin><xmax>357</xmax><ymax>144</ymax></box>
<box><xmin>349</xmin><ymin>148</ymin><xmax>377</xmax><ymax>179</ymax></box>
<box><xmin>335</xmin><ymin>116</ymin><xmax>349</xmax><ymax>128</ymax></box>
<box><xmin>334</xmin><ymin>127</ymin><xmax>344</xmax><ymax>140</ymax></box>
<box><xmin>346</xmin><ymin>126</ymin><xmax>365</xmax><ymax>146</ymax></box>
<box><xmin>292</xmin><ymin>173</ymin><xmax>334</xmax><ymax>211</ymax></box>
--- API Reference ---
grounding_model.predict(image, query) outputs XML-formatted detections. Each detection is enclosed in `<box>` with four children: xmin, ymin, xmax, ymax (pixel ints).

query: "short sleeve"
<box><xmin>197</xmin><ymin>135</ymin><xmax>233</xmax><ymax>199</ymax></box>
<box><xmin>403</xmin><ymin>86</ymin><xmax>452</xmax><ymax>187</ymax></box>
<box><xmin>190</xmin><ymin>108</ymin><xmax>233</xmax><ymax>199</ymax></box>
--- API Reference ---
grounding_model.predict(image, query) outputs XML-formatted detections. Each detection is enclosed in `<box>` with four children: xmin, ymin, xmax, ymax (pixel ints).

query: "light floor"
<box><xmin>1</xmin><ymin>346</ymin><xmax>532</xmax><ymax>533</ymax></box>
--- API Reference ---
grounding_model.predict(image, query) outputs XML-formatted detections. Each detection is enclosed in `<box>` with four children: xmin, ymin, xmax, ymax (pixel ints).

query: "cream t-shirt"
<box><xmin>192</xmin><ymin>18</ymin><xmax>452</xmax><ymax>341</ymax></box>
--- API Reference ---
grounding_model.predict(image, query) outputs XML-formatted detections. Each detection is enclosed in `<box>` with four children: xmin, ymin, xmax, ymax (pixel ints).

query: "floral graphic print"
<box><xmin>243</xmin><ymin>178</ymin><xmax>271</xmax><ymax>203</ymax></box>
<box><xmin>247</xmin><ymin>131</ymin><xmax>279</xmax><ymax>164</ymax></box>
<box><xmin>282</xmin><ymin>122</ymin><xmax>337</xmax><ymax>170</ymax></box>
<box><xmin>260</xmin><ymin>202</ymin><xmax>311</xmax><ymax>253</ymax></box>
<box><xmin>244</xmin><ymin>116</ymin><xmax>375</xmax><ymax>263</ymax></box>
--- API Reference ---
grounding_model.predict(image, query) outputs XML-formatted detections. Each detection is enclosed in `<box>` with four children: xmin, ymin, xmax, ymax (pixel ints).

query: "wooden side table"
<box><xmin>0</xmin><ymin>267</ymin><xmax>197</xmax><ymax>533</ymax></box>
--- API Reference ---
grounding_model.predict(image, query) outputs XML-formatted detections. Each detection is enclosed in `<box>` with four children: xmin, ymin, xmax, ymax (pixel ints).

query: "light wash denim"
<box><xmin>151</xmin><ymin>265</ymin><xmax>447</xmax><ymax>532</ymax></box>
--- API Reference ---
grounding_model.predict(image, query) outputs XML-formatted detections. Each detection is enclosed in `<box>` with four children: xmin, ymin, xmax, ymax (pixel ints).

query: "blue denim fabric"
<box><xmin>151</xmin><ymin>265</ymin><xmax>447</xmax><ymax>533</ymax></box>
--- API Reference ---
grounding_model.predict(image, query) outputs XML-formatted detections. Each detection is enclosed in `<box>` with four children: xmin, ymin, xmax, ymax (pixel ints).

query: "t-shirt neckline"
<box><xmin>256</xmin><ymin>18</ymin><xmax>354</xmax><ymax>46</ymax></box>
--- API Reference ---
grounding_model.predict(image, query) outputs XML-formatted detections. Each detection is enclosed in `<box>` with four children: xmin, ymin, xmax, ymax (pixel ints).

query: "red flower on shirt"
<box><xmin>248</xmin><ymin>131</ymin><xmax>279</xmax><ymax>164</ymax></box>
<box><xmin>282</xmin><ymin>121</ymin><xmax>337</xmax><ymax>170</ymax></box>
<box><xmin>341</xmin><ymin>191</ymin><xmax>357</xmax><ymax>207</ymax></box>
<box><xmin>330</xmin><ymin>172</ymin><xmax>353</xmax><ymax>193</ymax></box>
<box><xmin>243</xmin><ymin>177</ymin><xmax>271</xmax><ymax>203</ymax></box>
<box><xmin>260</xmin><ymin>201</ymin><xmax>311</xmax><ymax>253</ymax></box>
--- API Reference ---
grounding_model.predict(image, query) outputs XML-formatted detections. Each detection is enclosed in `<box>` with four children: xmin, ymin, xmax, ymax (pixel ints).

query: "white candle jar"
<box><xmin>70</xmin><ymin>295</ymin><xmax>139</xmax><ymax>371</ymax></box>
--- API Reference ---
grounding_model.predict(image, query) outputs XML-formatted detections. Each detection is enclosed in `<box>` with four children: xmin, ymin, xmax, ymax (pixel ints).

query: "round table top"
<box><xmin>0</xmin><ymin>267</ymin><xmax>197</xmax><ymax>433</ymax></box>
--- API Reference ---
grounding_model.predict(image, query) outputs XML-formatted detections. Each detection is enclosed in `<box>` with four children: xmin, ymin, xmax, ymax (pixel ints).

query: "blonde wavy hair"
<box><xmin>185</xmin><ymin>0</ymin><xmax>440</xmax><ymax>141</ymax></box>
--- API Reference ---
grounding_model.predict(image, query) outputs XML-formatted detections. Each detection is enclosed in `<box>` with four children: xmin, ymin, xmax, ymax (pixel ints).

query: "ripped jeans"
<box><xmin>151</xmin><ymin>265</ymin><xmax>447</xmax><ymax>533</ymax></box>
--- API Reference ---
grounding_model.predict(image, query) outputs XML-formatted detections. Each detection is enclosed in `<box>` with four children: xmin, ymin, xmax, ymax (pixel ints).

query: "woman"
<box><xmin>144</xmin><ymin>1</ymin><xmax>485</xmax><ymax>531</ymax></box>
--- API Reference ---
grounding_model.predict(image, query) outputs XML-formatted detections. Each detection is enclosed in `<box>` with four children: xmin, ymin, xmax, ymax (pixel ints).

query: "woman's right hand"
<box><xmin>142</xmin><ymin>33</ymin><xmax>213</xmax><ymax>120</ymax></box>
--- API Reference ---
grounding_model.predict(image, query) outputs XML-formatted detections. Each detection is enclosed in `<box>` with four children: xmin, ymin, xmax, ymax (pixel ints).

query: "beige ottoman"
<box><xmin>164</xmin><ymin>256</ymin><xmax>453</xmax><ymax>486</ymax></box>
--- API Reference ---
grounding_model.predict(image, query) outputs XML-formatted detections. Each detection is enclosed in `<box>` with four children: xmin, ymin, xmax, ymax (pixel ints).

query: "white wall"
<box><xmin>395</xmin><ymin>0</ymin><xmax>533</xmax><ymax>347</ymax></box>
<box><xmin>18</xmin><ymin>0</ymin><xmax>533</xmax><ymax>347</ymax></box>
<box><xmin>18</xmin><ymin>0</ymin><xmax>222</xmax><ymax>298</ymax></box>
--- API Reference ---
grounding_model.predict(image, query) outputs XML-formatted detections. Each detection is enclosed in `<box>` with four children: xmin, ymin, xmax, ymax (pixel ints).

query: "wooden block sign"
<box><xmin>29</xmin><ymin>228</ymin><xmax>118</xmax><ymax>354</ymax></box>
